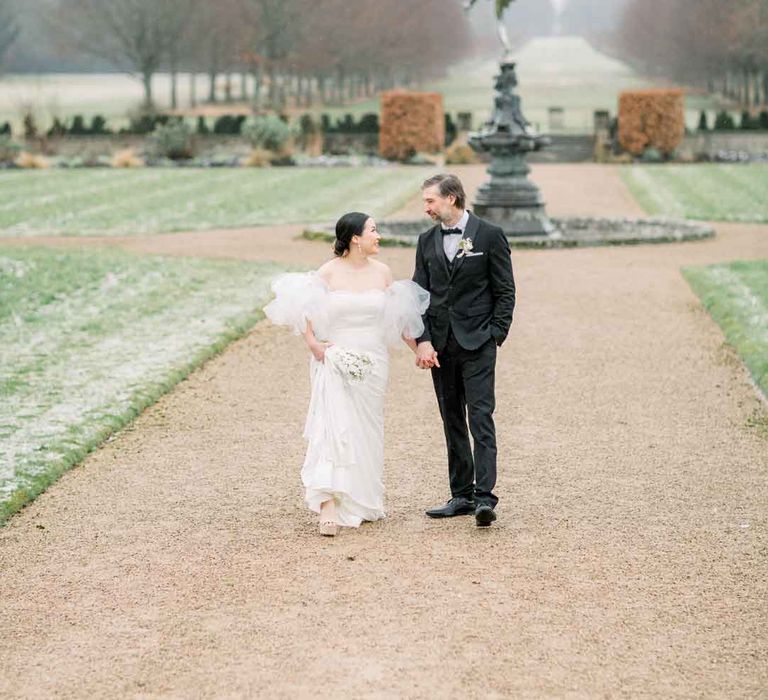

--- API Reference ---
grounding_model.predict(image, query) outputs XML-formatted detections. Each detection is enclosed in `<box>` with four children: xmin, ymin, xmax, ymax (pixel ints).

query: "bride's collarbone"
<box><xmin>322</xmin><ymin>272</ymin><xmax>390</xmax><ymax>294</ymax></box>
<box><xmin>320</xmin><ymin>258</ymin><xmax>391</xmax><ymax>294</ymax></box>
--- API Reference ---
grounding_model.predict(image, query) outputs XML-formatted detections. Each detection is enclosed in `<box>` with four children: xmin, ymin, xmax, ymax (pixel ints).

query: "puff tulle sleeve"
<box><xmin>383</xmin><ymin>280</ymin><xmax>430</xmax><ymax>346</ymax></box>
<box><xmin>263</xmin><ymin>272</ymin><xmax>330</xmax><ymax>339</ymax></box>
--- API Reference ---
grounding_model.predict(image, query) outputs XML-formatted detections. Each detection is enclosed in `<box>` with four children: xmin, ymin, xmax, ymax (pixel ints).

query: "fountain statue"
<box><xmin>465</xmin><ymin>0</ymin><xmax>554</xmax><ymax>235</ymax></box>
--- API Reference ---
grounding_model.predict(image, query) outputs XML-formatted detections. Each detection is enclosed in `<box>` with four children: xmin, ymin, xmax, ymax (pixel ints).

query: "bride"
<box><xmin>264</xmin><ymin>212</ymin><xmax>429</xmax><ymax>536</ymax></box>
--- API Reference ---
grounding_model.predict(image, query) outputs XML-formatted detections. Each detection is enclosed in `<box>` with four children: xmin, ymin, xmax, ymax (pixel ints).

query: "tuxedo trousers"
<box><xmin>431</xmin><ymin>330</ymin><xmax>498</xmax><ymax>507</ymax></box>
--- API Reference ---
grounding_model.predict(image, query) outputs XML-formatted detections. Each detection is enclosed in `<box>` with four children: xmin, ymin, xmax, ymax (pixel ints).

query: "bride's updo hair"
<box><xmin>334</xmin><ymin>211</ymin><xmax>369</xmax><ymax>257</ymax></box>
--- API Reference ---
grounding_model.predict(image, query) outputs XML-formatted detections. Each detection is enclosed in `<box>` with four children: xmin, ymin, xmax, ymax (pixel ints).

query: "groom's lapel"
<box><xmin>431</xmin><ymin>224</ymin><xmax>449</xmax><ymax>276</ymax></box>
<box><xmin>451</xmin><ymin>211</ymin><xmax>480</xmax><ymax>278</ymax></box>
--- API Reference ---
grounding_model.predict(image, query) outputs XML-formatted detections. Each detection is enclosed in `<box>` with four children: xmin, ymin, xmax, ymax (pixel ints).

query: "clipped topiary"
<box><xmin>380</xmin><ymin>90</ymin><xmax>445</xmax><ymax>161</ymax></box>
<box><xmin>243</xmin><ymin>116</ymin><xmax>291</xmax><ymax>152</ymax></box>
<box><xmin>714</xmin><ymin>111</ymin><xmax>736</xmax><ymax>131</ymax></box>
<box><xmin>149</xmin><ymin>119</ymin><xmax>194</xmax><ymax>160</ymax></box>
<box><xmin>617</xmin><ymin>89</ymin><xmax>684</xmax><ymax>156</ymax></box>
<box><xmin>91</xmin><ymin>115</ymin><xmax>109</xmax><ymax>135</ymax></box>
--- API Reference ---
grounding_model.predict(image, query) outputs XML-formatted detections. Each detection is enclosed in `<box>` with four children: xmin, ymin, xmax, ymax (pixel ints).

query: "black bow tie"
<box><xmin>442</xmin><ymin>227</ymin><xmax>462</xmax><ymax>236</ymax></box>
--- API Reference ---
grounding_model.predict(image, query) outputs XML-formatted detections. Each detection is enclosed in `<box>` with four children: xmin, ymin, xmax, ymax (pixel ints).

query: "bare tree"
<box><xmin>617</xmin><ymin>0</ymin><xmax>768</xmax><ymax>108</ymax></box>
<box><xmin>55</xmin><ymin>0</ymin><xmax>185</xmax><ymax>109</ymax></box>
<box><xmin>164</xmin><ymin>0</ymin><xmax>199</xmax><ymax>109</ymax></box>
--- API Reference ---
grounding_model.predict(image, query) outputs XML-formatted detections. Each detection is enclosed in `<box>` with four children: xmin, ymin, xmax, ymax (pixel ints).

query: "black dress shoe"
<box><xmin>425</xmin><ymin>497</ymin><xmax>475</xmax><ymax>518</ymax></box>
<box><xmin>475</xmin><ymin>504</ymin><xmax>497</xmax><ymax>527</ymax></box>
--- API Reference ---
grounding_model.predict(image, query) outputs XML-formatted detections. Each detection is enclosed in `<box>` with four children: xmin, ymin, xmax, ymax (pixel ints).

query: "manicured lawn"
<box><xmin>683</xmin><ymin>259</ymin><xmax>768</xmax><ymax>399</ymax></box>
<box><xmin>0</xmin><ymin>167</ymin><xmax>432</xmax><ymax>237</ymax></box>
<box><xmin>0</xmin><ymin>245</ymin><xmax>285</xmax><ymax>522</ymax></box>
<box><xmin>621</xmin><ymin>164</ymin><xmax>768</xmax><ymax>223</ymax></box>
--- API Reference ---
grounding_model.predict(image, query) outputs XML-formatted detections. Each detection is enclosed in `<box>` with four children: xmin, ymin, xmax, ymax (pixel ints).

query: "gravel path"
<box><xmin>1</xmin><ymin>165</ymin><xmax>766</xmax><ymax>698</ymax></box>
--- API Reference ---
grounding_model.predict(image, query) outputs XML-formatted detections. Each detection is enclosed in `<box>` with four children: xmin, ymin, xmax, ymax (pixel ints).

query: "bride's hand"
<box><xmin>310</xmin><ymin>341</ymin><xmax>333</xmax><ymax>362</ymax></box>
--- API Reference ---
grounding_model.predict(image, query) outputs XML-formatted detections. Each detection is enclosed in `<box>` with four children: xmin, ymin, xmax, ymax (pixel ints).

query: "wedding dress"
<box><xmin>264</xmin><ymin>273</ymin><xmax>429</xmax><ymax>527</ymax></box>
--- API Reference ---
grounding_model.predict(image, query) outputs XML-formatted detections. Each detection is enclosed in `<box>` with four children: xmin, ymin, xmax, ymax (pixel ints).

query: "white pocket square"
<box><xmin>463</xmin><ymin>251</ymin><xmax>484</xmax><ymax>257</ymax></box>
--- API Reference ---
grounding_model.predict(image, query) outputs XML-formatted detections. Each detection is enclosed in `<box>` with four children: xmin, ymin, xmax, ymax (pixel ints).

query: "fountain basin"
<box><xmin>303</xmin><ymin>217</ymin><xmax>715</xmax><ymax>249</ymax></box>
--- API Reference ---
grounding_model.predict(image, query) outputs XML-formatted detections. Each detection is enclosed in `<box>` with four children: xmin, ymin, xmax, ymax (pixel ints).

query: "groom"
<box><xmin>413</xmin><ymin>173</ymin><xmax>515</xmax><ymax>527</ymax></box>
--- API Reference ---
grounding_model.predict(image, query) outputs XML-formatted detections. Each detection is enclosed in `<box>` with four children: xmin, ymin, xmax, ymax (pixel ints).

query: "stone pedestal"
<box><xmin>472</xmin><ymin>147</ymin><xmax>554</xmax><ymax>236</ymax></box>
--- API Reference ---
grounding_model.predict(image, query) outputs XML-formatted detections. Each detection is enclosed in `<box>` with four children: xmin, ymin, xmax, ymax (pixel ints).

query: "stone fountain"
<box><xmin>468</xmin><ymin>59</ymin><xmax>554</xmax><ymax>235</ymax></box>
<box><xmin>304</xmin><ymin>0</ymin><xmax>715</xmax><ymax>249</ymax></box>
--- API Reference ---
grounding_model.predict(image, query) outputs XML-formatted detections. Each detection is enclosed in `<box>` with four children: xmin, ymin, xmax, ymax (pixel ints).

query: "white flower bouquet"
<box><xmin>334</xmin><ymin>348</ymin><xmax>374</xmax><ymax>382</ymax></box>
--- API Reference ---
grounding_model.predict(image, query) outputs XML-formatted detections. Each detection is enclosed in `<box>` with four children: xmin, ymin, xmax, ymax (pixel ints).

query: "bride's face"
<box><xmin>354</xmin><ymin>218</ymin><xmax>381</xmax><ymax>256</ymax></box>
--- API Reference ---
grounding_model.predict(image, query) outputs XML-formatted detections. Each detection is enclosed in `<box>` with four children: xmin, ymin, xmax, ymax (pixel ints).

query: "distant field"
<box><xmin>0</xmin><ymin>37</ymin><xmax>726</xmax><ymax>135</ymax></box>
<box><xmin>683</xmin><ymin>260</ymin><xmax>768</xmax><ymax>400</ymax></box>
<box><xmin>621</xmin><ymin>164</ymin><xmax>768</xmax><ymax>223</ymax></box>
<box><xmin>0</xmin><ymin>167</ymin><xmax>432</xmax><ymax>237</ymax></box>
<box><xmin>0</xmin><ymin>245</ymin><xmax>284</xmax><ymax>521</ymax></box>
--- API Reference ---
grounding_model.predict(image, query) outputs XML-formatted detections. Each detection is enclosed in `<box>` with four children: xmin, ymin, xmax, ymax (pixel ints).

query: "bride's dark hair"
<box><xmin>334</xmin><ymin>211</ymin><xmax>369</xmax><ymax>257</ymax></box>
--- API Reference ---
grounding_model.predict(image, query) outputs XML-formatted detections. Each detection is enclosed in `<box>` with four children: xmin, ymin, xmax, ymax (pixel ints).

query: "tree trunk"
<box><xmin>742</xmin><ymin>68</ymin><xmax>750</xmax><ymax>107</ymax></box>
<box><xmin>318</xmin><ymin>74</ymin><xmax>327</xmax><ymax>105</ymax></box>
<box><xmin>189</xmin><ymin>72</ymin><xmax>197</xmax><ymax>108</ymax></box>
<box><xmin>208</xmin><ymin>71</ymin><xmax>217</xmax><ymax>102</ymax></box>
<box><xmin>268</xmin><ymin>66</ymin><xmax>277</xmax><ymax>109</ymax></box>
<box><xmin>336</xmin><ymin>66</ymin><xmax>345</xmax><ymax>105</ymax></box>
<box><xmin>241</xmin><ymin>72</ymin><xmax>248</xmax><ymax>100</ymax></box>
<box><xmin>170</xmin><ymin>61</ymin><xmax>178</xmax><ymax>110</ymax></box>
<box><xmin>142</xmin><ymin>70</ymin><xmax>154</xmax><ymax>110</ymax></box>
<box><xmin>763</xmin><ymin>72</ymin><xmax>768</xmax><ymax>109</ymax></box>
<box><xmin>252</xmin><ymin>67</ymin><xmax>262</xmax><ymax>111</ymax></box>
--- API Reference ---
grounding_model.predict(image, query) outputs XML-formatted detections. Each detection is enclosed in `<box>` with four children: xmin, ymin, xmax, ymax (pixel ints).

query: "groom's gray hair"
<box><xmin>422</xmin><ymin>173</ymin><xmax>466</xmax><ymax>210</ymax></box>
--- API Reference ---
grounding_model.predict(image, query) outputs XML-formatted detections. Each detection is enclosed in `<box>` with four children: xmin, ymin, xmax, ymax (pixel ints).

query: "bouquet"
<box><xmin>334</xmin><ymin>348</ymin><xmax>374</xmax><ymax>382</ymax></box>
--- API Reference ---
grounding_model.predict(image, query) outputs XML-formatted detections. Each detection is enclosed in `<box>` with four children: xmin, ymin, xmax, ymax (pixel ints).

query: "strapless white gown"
<box><xmin>264</xmin><ymin>273</ymin><xmax>429</xmax><ymax>526</ymax></box>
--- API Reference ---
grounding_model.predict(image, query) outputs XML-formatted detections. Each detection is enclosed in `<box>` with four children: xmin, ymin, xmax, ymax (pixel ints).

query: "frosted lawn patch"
<box><xmin>0</xmin><ymin>167</ymin><xmax>433</xmax><ymax>237</ymax></box>
<box><xmin>0</xmin><ymin>246</ymin><xmax>285</xmax><ymax>519</ymax></box>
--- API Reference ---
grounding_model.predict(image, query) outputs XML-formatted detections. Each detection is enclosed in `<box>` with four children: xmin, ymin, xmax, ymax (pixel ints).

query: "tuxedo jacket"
<box><xmin>413</xmin><ymin>211</ymin><xmax>516</xmax><ymax>352</ymax></box>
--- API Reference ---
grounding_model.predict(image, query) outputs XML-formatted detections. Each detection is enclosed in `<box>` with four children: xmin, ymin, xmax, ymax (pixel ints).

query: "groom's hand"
<box><xmin>416</xmin><ymin>341</ymin><xmax>439</xmax><ymax>369</ymax></box>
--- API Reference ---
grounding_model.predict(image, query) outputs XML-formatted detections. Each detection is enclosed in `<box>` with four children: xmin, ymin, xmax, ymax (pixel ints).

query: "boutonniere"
<box><xmin>457</xmin><ymin>237</ymin><xmax>474</xmax><ymax>258</ymax></box>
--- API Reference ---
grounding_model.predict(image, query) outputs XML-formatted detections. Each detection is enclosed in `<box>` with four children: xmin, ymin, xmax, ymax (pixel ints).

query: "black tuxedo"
<box><xmin>413</xmin><ymin>211</ymin><xmax>515</xmax><ymax>507</ymax></box>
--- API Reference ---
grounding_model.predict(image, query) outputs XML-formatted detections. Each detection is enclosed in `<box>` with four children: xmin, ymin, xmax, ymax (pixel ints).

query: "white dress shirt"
<box><xmin>441</xmin><ymin>210</ymin><xmax>469</xmax><ymax>261</ymax></box>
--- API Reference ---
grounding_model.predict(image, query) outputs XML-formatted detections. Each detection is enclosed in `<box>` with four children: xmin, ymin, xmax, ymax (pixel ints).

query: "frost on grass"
<box><xmin>0</xmin><ymin>168</ymin><xmax>432</xmax><ymax>237</ymax></box>
<box><xmin>685</xmin><ymin>260</ymin><xmax>768</xmax><ymax>400</ymax></box>
<box><xmin>0</xmin><ymin>247</ymin><xmax>282</xmax><ymax>505</ymax></box>
<box><xmin>707</xmin><ymin>265</ymin><xmax>768</xmax><ymax>347</ymax></box>
<box><xmin>622</xmin><ymin>165</ymin><xmax>768</xmax><ymax>223</ymax></box>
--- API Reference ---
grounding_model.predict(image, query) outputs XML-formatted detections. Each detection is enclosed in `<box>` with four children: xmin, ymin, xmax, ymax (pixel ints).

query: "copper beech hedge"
<box><xmin>380</xmin><ymin>91</ymin><xmax>444</xmax><ymax>161</ymax></box>
<box><xmin>618</xmin><ymin>89</ymin><xmax>685</xmax><ymax>156</ymax></box>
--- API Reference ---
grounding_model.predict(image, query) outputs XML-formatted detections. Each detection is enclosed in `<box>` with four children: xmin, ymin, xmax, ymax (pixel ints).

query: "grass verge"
<box><xmin>0</xmin><ymin>245</ymin><xmax>285</xmax><ymax>523</ymax></box>
<box><xmin>683</xmin><ymin>259</ymin><xmax>768</xmax><ymax>400</ymax></box>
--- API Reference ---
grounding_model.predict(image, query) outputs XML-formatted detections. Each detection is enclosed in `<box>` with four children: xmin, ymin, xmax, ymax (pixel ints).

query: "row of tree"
<box><xmin>617</xmin><ymin>0</ymin><xmax>768</xmax><ymax>108</ymax></box>
<box><xmin>3</xmin><ymin>0</ymin><xmax>472</xmax><ymax>112</ymax></box>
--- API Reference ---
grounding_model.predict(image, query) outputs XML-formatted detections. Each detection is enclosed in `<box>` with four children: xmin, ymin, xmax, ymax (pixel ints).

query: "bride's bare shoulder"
<box><xmin>370</xmin><ymin>258</ymin><xmax>393</xmax><ymax>284</ymax></box>
<box><xmin>317</xmin><ymin>258</ymin><xmax>340</xmax><ymax>281</ymax></box>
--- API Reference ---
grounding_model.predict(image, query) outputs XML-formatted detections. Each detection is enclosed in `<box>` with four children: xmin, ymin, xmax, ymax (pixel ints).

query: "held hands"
<box><xmin>415</xmin><ymin>341</ymin><xmax>440</xmax><ymax>370</ymax></box>
<box><xmin>309</xmin><ymin>341</ymin><xmax>333</xmax><ymax>362</ymax></box>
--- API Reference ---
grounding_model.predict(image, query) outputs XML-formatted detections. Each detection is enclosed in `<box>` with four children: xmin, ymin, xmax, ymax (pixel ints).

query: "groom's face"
<box><xmin>422</xmin><ymin>185</ymin><xmax>456</xmax><ymax>223</ymax></box>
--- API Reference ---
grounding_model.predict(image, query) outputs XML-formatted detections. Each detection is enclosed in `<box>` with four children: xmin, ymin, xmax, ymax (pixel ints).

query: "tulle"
<box><xmin>263</xmin><ymin>272</ymin><xmax>330</xmax><ymax>340</ymax></box>
<box><xmin>382</xmin><ymin>280</ymin><xmax>430</xmax><ymax>346</ymax></box>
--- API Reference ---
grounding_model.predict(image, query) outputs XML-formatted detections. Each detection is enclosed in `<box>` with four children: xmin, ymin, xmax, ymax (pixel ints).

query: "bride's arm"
<box><xmin>303</xmin><ymin>320</ymin><xmax>332</xmax><ymax>362</ymax></box>
<box><xmin>402</xmin><ymin>334</ymin><xmax>417</xmax><ymax>353</ymax></box>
